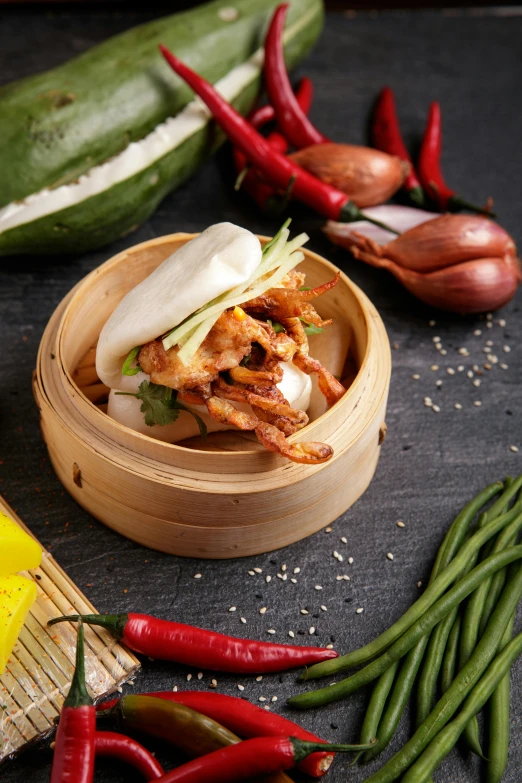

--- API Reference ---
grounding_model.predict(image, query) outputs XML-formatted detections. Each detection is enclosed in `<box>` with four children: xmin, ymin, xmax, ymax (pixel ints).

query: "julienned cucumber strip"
<box><xmin>0</xmin><ymin>0</ymin><xmax>323</xmax><ymax>255</ymax></box>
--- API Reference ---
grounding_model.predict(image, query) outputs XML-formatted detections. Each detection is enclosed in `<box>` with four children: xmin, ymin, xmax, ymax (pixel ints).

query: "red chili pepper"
<box><xmin>152</xmin><ymin>736</ymin><xmax>375</xmax><ymax>783</ymax></box>
<box><xmin>372</xmin><ymin>86</ymin><xmax>425</xmax><ymax>206</ymax></box>
<box><xmin>264</xmin><ymin>4</ymin><xmax>328</xmax><ymax>149</ymax></box>
<box><xmin>95</xmin><ymin>731</ymin><xmax>164</xmax><ymax>780</ymax></box>
<box><xmin>48</xmin><ymin>613</ymin><xmax>337</xmax><ymax>673</ymax></box>
<box><xmin>418</xmin><ymin>101</ymin><xmax>494</xmax><ymax>216</ymax></box>
<box><xmin>97</xmin><ymin>690</ymin><xmax>332</xmax><ymax>778</ymax></box>
<box><xmin>158</xmin><ymin>45</ymin><xmax>398</xmax><ymax>233</ymax></box>
<box><xmin>51</xmin><ymin>622</ymin><xmax>95</xmax><ymax>783</ymax></box>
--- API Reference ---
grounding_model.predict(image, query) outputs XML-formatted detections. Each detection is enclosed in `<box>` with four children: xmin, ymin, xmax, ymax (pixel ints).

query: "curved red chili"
<box><xmin>48</xmin><ymin>613</ymin><xmax>337</xmax><ymax>673</ymax></box>
<box><xmin>418</xmin><ymin>101</ymin><xmax>494</xmax><ymax>216</ymax></box>
<box><xmin>152</xmin><ymin>736</ymin><xmax>375</xmax><ymax>783</ymax></box>
<box><xmin>97</xmin><ymin>690</ymin><xmax>333</xmax><ymax>777</ymax></box>
<box><xmin>372</xmin><ymin>86</ymin><xmax>425</xmax><ymax>206</ymax></box>
<box><xmin>158</xmin><ymin>45</ymin><xmax>397</xmax><ymax>233</ymax></box>
<box><xmin>264</xmin><ymin>4</ymin><xmax>328</xmax><ymax>149</ymax></box>
<box><xmin>51</xmin><ymin>622</ymin><xmax>95</xmax><ymax>783</ymax></box>
<box><xmin>95</xmin><ymin>731</ymin><xmax>164</xmax><ymax>780</ymax></box>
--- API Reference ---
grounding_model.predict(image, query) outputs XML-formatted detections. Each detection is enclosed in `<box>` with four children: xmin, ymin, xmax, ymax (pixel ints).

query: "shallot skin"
<box><xmin>290</xmin><ymin>143</ymin><xmax>408</xmax><ymax>208</ymax></box>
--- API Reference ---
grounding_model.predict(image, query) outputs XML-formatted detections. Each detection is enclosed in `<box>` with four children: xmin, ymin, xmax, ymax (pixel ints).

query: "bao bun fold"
<box><xmin>96</xmin><ymin>223</ymin><xmax>262</xmax><ymax>390</ymax></box>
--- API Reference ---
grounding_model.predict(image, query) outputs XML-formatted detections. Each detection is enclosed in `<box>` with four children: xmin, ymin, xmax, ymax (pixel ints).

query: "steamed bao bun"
<box><xmin>97</xmin><ymin>223</ymin><xmax>312</xmax><ymax>444</ymax></box>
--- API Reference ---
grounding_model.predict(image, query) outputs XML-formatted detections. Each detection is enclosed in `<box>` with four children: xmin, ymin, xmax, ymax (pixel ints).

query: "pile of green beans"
<box><xmin>287</xmin><ymin>475</ymin><xmax>522</xmax><ymax>782</ymax></box>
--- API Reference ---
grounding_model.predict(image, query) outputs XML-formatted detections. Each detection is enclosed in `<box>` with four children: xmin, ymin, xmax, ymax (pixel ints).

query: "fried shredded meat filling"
<box><xmin>138</xmin><ymin>274</ymin><xmax>345</xmax><ymax>465</ymax></box>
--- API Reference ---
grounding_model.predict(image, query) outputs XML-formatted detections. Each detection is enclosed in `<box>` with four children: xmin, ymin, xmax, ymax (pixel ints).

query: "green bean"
<box><xmin>359</xmin><ymin>662</ymin><xmax>399</xmax><ymax>748</ymax></box>
<box><xmin>440</xmin><ymin>612</ymin><xmax>461</xmax><ymax>693</ymax></box>
<box><xmin>486</xmin><ymin>610</ymin><xmax>515</xmax><ymax>782</ymax></box>
<box><xmin>353</xmin><ymin>565</ymin><xmax>522</xmax><ymax>783</ymax></box>
<box><xmin>288</xmin><ymin>545</ymin><xmax>522</xmax><ymax>709</ymax></box>
<box><xmin>400</xmin><ymin>630</ymin><xmax>522</xmax><ymax>783</ymax></box>
<box><xmin>360</xmin><ymin>488</ymin><xmax>502</xmax><ymax>760</ymax></box>
<box><xmin>416</xmin><ymin>607</ymin><xmax>458</xmax><ymax>725</ymax></box>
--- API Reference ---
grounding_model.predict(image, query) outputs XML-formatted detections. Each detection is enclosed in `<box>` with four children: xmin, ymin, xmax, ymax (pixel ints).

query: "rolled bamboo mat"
<box><xmin>0</xmin><ymin>495</ymin><xmax>140</xmax><ymax>762</ymax></box>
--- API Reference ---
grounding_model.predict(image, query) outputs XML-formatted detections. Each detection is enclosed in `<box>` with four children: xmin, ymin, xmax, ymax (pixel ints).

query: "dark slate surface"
<box><xmin>1</xmin><ymin>5</ymin><xmax>521</xmax><ymax>782</ymax></box>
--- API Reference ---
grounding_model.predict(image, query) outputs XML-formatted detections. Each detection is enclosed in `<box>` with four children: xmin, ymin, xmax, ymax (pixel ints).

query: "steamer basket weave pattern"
<box><xmin>33</xmin><ymin>234</ymin><xmax>391</xmax><ymax>558</ymax></box>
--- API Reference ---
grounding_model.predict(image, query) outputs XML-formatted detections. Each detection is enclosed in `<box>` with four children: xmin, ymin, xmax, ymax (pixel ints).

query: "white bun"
<box><xmin>107</xmin><ymin>364</ymin><xmax>312</xmax><ymax>443</ymax></box>
<box><xmin>96</xmin><ymin>223</ymin><xmax>262</xmax><ymax>389</ymax></box>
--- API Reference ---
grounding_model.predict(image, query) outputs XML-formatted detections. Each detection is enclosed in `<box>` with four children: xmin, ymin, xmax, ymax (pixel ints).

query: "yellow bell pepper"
<box><xmin>0</xmin><ymin>574</ymin><xmax>37</xmax><ymax>673</ymax></box>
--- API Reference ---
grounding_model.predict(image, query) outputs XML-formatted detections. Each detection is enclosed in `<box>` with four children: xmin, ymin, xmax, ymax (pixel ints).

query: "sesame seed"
<box><xmin>336</xmin><ymin>575</ymin><xmax>343</xmax><ymax>581</ymax></box>
<box><xmin>240</xmin><ymin>617</ymin><xmax>246</xmax><ymax>624</ymax></box>
<box><xmin>289</xmin><ymin>630</ymin><xmax>295</xmax><ymax>638</ymax></box>
<box><xmin>293</xmin><ymin>567</ymin><xmax>300</xmax><ymax>574</ymax></box>
<box><xmin>326</xmin><ymin>643</ymin><xmax>335</xmax><ymax>649</ymax></box>
<box><xmin>248</xmin><ymin>570</ymin><xmax>255</xmax><ymax>576</ymax></box>
<box><xmin>325</xmin><ymin>527</ymin><xmax>332</xmax><ymax>533</ymax></box>
<box><xmin>473</xmin><ymin>329</ymin><xmax>482</xmax><ymax>336</ymax></box>
<box><xmin>432</xmin><ymin>336</ymin><xmax>441</xmax><ymax>342</ymax></box>
<box><xmin>229</xmin><ymin>606</ymin><xmax>236</xmax><ymax>612</ymax></box>
<box><xmin>218</xmin><ymin>6</ymin><xmax>239</xmax><ymax>22</ymax></box>
<box><xmin>510</xmin><ymin>445</ymin><xmax>519</xmax><ymax>453</ymax></box>
<box><xmin>454</xmin><ymin>403</ymin><xmax>462</xmax><ymax>410</ymax></box>
<box><xmin>387</xmin><ymin>552</ymin><xmax>394</xmax><ymax>561</ymax></box>
<box><xmin>194</xmin><ymin>573</ymin><xmax>202</xmax><ymax>579</ymax></box>
<box><xmin>315</xmin><ymin>585</ymin><xmax>323</xmax><ymax>591</ymax></box>
<box><xmin>440</xmin><ymin>349</ymin><xmax>448</xmax><ymax>356</ymax></box>
<box><xmin>172</xmin><ymin>686</ymin><xmax>178</xmax><ymax>692</ymax></box>
<box><xmin>271</xmin><ymin>696</ymin><xmax>278</xmax><ymax>703</ymax></box>
<box><xmin>300</xmin><ymin>608</ymin><xmax>309</xmax><ymax>615</ymax></box>
<box><xmin>430</xmin><ymin>365</ymin><xmax>439</xmax><ymax>371</ymax></box>
<box><xmin>256</xmin><ymin>676</ymin><xmax>263</xmax><ymax>682</ymax></box>
<box><xmin>187</xmin><ymin>673</ymin><xmax>192</xmax><ymax>681</ymax></box>
<box><xmin>343</xmin><ymin>575</ymin><xmax>351</xmax><ymax>581</ymax></box>
<box><xmin>487</xmin><ymin>354</ymin><xmax>498</xmax><ymax>364</ymax></box>
<box><xmin>429</xmin><ymin>320</ymin><xmax>436</xmax><ymax>326</ymax></box>
<box><xmin>356</xmin><ymin>608</ymin><xmax>364</xmax><ymax>614</ymax></box>
<box><xmin>486</xmin><ymin>340</ymin><xmax>494</xmax><ymax>347</ymax></box>
<box><xmin>467</xmin><ymin>371</ymin><xmax>474</xmax><ymax>379</ymax></box>
<box><xmin>267</xmin><ymin>629</ymin><xmax>276</xmax><ymax>634</ymax></box>
<box><xmin>432</xmin><ymin>405</ymin><xmax>441</xmax><ymax>413</ymax></box>
<box><xmin>341</xmin><ymin>536</ymin><xmax>348</xmax><ymax>544</ymax></box>
<box><xmin>290</xmin><ymin>578</ymin><xmax>297</xmax><ymax>584</ymax></box>
<box><xmin>260</xmin><ymin>607</ymin><xmax>267</xmax><ymax>615</ymax></box>
<box><xmin>472</xmin><ymin>379</ymin><xmax>481</xmax><ymax>387</ymax></box>
<box><xmin>435</xmin><ymin>380</ymin><xmax>443</xmax><ymax>387</ymax></box>
<box><xmin>446</xmin><ymin>368</ymin><xmax>455</xmax><ymax>376</ymax></box>
<box><xmin>487</xmin><ymin>322</ymin><xmax>493</xmax><ymax>328</ymax></box>
<box><xmin>309</xmin><ymin>627</ymin><xmax>316</xmax><ymax>635</ymax></box>
<box><xmin>474</xmin><ymin>401</ymin><xmax>482</xmax><ymax>407</ymax></box>
<box><xmin>321</xmin><ymin>605</ymin><xmax>328</xmax><ymax>611</ymax></box>
<box><xmin>237</xmin><ymin>684</ymin><xmax>245</xmax><ymax>691</ymax></box>
<box><xmin>348</xmin><ymin>557</ymin><xmax>354</xmax><ymax>564</ymax></box>
<box><xmin>499</xmin><ymin>319</ymin><xmax>506</xmax><ymax>327</ymax></box>
<box><xmin>418</xmin><ymin>581</ymin><xmax>423</xmax><ymax>587</ymax></box>
<box><xmin>458</xmin><ymin>348</ymin><xmax>470</xmax><ymax>356</ymax></box>
<box><xmin>457</xmin><ymin>365</ymin><xmax>464</xmax><ymax>372</ymax></box>
<box><xmin>337</xmin><ymin>554</ymin><xmax>344</xmax><ymax>562</ymax></box>
<box><xmin>197</xmin><ymin>672</ymin><xmax>203</xmax><ymax>680</ymax></box>
<box><xmin>473</xmin><ymin>364</ymin><xmax>480</xmax><ymax>371</ymax></box>
<box><xmin>503</xmin><ymin>346</ymin><xmax>511</xmax><ymax>353</ymax></box>
<box><xmin>424</xmin><ymin>398</ymin><xmax>433</xmax><ymax>408</ymax></box>
<box><xmin>397</xmin><ymin>520</ymin><xmax>405</xmax><ymax>528</ymax></box>
<box><xmin>482</xmin><ymin>347</ymin><xmax>490</xmax><ymax>353</ymax></box>
<box><xmin>266</xmin><ymin>575</ymin><xmax>271</xmax><ymax>583</ymax></box>
<box><xmin>282</xmin><ymin>564</ymin><xmax>287</xmax><ymax>571</ymax></box>
<box><xmin>487</xmin><ymin>313</ymin><xmax>493</xmax><ymax>320</ymax></box>
<box><xmin>484</xmin><ymin>363</ymin><xmax>492</xmax><ymax>370</ymax></box>
<box><xmin>254</xmin><ymin>567</ymin><xmax>262</xmax><ymax>574</ymax></box>
<box><xmin>412</xmin><ymin>374</ymin><xmax>420</xmax><ymax>380</ymax></box>
<box><xmin>333</xmin><ymin>550</ymin><xmax>339</xmax><ymax>558</ymax></box>
<box><xmin>259</xmin><ymin>696</ymin><xmax>266</xmax><ymax>702</ymax></box>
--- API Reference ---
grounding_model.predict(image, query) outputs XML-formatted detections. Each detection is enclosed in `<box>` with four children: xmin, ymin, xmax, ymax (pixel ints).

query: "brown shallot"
<box><xmin>290</xmin><ymin>144</ymin><xmax>408</xmax><ymax>208</ymax></box>
<box><xmin>325</xmin><ymin>213</ymin><xmax>520</xmax><ymax>314</ymax></box>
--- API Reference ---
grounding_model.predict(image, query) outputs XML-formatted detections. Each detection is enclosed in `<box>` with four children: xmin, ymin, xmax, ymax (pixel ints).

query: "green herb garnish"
<box><xmin>300</xmin><ymin>318</ymin><xmax>324</xmax><ymax>336</ymax></box>
<box><xmin>267</xmin><ymin>319</ymin><xmax>286</xmax><ymax>334</ymax></box>
<box><xmin>122</xmin><ymin>346</ymin><xmax>143</xmax><ymax>376</ymax></box>
<box><xmin>116</xmin><ymin>380</ymin><xmax>207</xmax><ymax>438</ymax></box>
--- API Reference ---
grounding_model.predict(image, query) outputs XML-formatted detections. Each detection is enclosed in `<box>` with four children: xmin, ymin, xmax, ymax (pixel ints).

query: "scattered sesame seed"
<box><xmin>510</xmin><ymin>446</ymin><xmax>519</xmax><ymax>453</ymax></box>
<box><xmin>293</xmin><ymin>567</ymin><xmax>300</xmax><ymax>574</ymax></box>
<box><xmin>315</xmin><ymin>585</ymin><xmax>323</xmax><ymax>591</ymax></box>
<box><xmin>473</xmin><ymin>329</ymin><xmax>482</xmax><ymax>336</ymax></box>
<box><xmin>290</xmin><ymin>578</ymin><xmax>297</xmax><ymax>584</ymax></box>
<box><xmin>424</xmin><ymin>398</ymin><xmax>433</xmax><ymax>408</ymax></box>
<box><xmin>435</xmin><ymin>380</ymin><xmax>443</xmax><ymax>387</ymax></box>
<box><xmin>197</xmin><ymin>672</ymin><xmax>203</xmax><ymax>680</ymax></box>
<box><xmin>325</xmin><ymin>527</ymin><xmax>332</xmax><ymax>533</ymax></box>
<box><xmin>487</xmin><ymin>354</ymin><xmax>498</xmax><ymax>364</ymax></box>
<box><xmin>282</xmin><ymin>564</ymin><xmax>287</xmax><ymax>571</ymax></box>
<box><xmin>321</xmin><ymin>605</ymin><xmax>328</xmax><ymax>611</ymax></box>
<box><xmin>473</xmin><ymin>364</ymin><xmax>480</xmax><ymax>371</ymax></box>
<box><xmin>267</xmin><ymin>629</ymin><xmax>276</xmax><ymax>634</ymax></box>
<box><xmin>341</xmin><ymin>536</ymin><xmax>348</xmax><ymax>544</ymax></box>
<box><xmin>356</xmin><ymin>608</ymin><xmax>364</xmax><ymax>614</ymax></box>
<box><xmin>429</xmin><ymin>320</ymin><xmax>436</xmax><ymax>326</ymax></box>
<box><xmin>432</xmin><ymin>336</ymin><xmax>440</xmax><ymax>342</ymax></box>
<box><xmin>430</xmin><ymin>365</ymin><xmax>439</xmax><ymax>371</ymax></box>
<box><xmin>418</xmin><ymin>581</ymin><xmax>423</xmax><ymax>587</ymax></box>
<box><xmin>482</xmin><ymin>347</ymin><xmax>490</xmax><ymax>354</ymax></box>
<box><xmin>326</xmin><ymin>643</ymin><xmax>335</xmax><ymax>649</ymax></box>
<box><xmin>486</xmin><ymin>340</ymin><xmax>494</xmax><ymax>347</ymax></box>
<box><xmin>486</xmin><ymin>322</ymin><xmax>493</xmax><ymax>328</ymax></box>
<box><xmin>229</xmin><ymin>606</ymin><xmax>236</xmax><ymax>612</ymax></box>
<box><xmin>467</xmin><ymin>371</ymin><xmax>474</xmax><ymax>379</ymax></box>
<box><xmin>266</xmin><ymin>575</ymin><xmax>272</xmax><ymax>583</ymax></box>
<box><xmin>487</xmin><ymin>313</ymin><xmax>493</xmax><ymax>320</ymax></box>
<box><xmin>289</xmin><ymin>630</ymin><xmax>295</xmax><ymax>638</ymax></box>
<box><xmin>446</xmin><ymin>368</ymin><xmax>455</xmax><ymax>376</ymax></box>
<box><xmin>338</xmin><ymin>554</ymin><xmax>344</xmax><ymax>562</ymax></box>
<box><xmin>248</xmin><ymin>570</ymin><xmax>255</xmax><ymax>576</ymax></box>
<box><xmin>503</xmin><ymin>346</ymin><xmax>511</xmax><ymax>353</ymax></box>
<box><xmin>218</xmin><ymin>6</ymin><xmax>239</xmax><ymax>22</ymax></box>
<box><xmin>484</xmin><ymin>363</ymin><xmax>492</xmax><ymax>370</ymax></box>
<box><xmin>194</xmin><ymin>573</ymin><xmax>202</xmax><ymax>579</ymax></box>
<box><xmin>397</xmin><ymin>520</ymin><xmax>405</xmax><ymax>528</ymax></box>
<box><xmin>237</xmin><ymin>684</ymin><xmax>245</xmax><ymax>691</ymax></box>
<box><xmin>187</xmin><ymin>673</ymin><xmax>192</xmax><ymax>681</ymax></box>
<box><xmin>454</xmin><ymin>403</ymin><xmax>463</xmax><ymax>410</ymax></box>
<box><xmin>500</xmin><ymin>363</ymin><xmax>508</xmax><ymax>370</ymax></box>
<box><xmin>458</xmin><ymin>348</ymin><xmax>470</xmax><ymax>356</ymax></box>
<box><xmin>336</xmin><ymin>575</ymin><xmax>343</xmax><ymax>581</ymax></box>
<box><xmin>333</xmin><ymin>550</ymin><xmax>339</xmax><ymax>558</ymax></box>
<box><xmin>260</xmin><ymin>607</ymin><xmax>267</xmax><ymax>615</ymax></box>
<box><xmin>387</xmin><ymin>552</ymin><xmax>394</xmax><ymax>561</ymax></box>
<box><xmin>172</xmin><ymin>686</ymin><xmax>178</xmax><ymax>692</ymax></box>
<box><xmin>474</xmin><ymin>401</ymin><xmax>482</xmax><ymax>407</ymax></box>
<box><xmin>309</xmin><ymin>626</ymin><xmax>316</xmax><ymax>635</ymax></box>
<box><xmin>240</xmin><ymin>617</ymin><xmax>247</xmax><ymax>624</ymax></box>
<box><xmin>440</xmin><ymin>349</ymin><xmax>448</xmax><ymax>356</ymax></box>
<box><xmin>348</xmin><ymin>557</ymin><xmax>354</xmax><ymax>564</ymax></box>
<box><xmin>343</xmin><ymin>575</ymin><xmax>351</xmax><ymax>581</ymax></box>
<box><xmin>254</xmin><ymin>567</ymin><xmax>262</xmax><ymax>573</ymax></box>
<box><xmin>300</xmin><ymin>608</ymin><xmax>309</xmax><ymax>615</ymax></box>
<box><xmin>432</xmin><ymin>405</ymin><xmax>441</xmax><ymax>413</ymax></box>
<box><xmin>271</xmin><ymin>696</ymin><xmax>278</xmax><ymax>702</ymax></box>
<box><xmin>472</xmin><ymin>379</ymin><xmax>481</xmax><ymax>387</ymax></box>
<box><xmin>259</xmin><ymin>696</ymin><xmax>266</xmax><ymax>702</ymax></box>
<box><xmin>256</xmin><ymin>676</ymin><xmax>263</xmax><ymax>682</ymax></box>
<box><xmin>412</xmin><ymin>373</ymin><xmax>420</xmax><ymax>380</ymax></box>
<box><xmin>457</xmin><ymin>365</ymin><xmax>464</xmax><ymax>372</ymax></box>
<box><xmin>393</xmin><ymin>342</ymin><xmax>399</xmax><ymax>350</ymax></box>
<box><xmin>499</xmin><ymin>319</ymin><xmax>506</xmax><ymax>327</ymax></box>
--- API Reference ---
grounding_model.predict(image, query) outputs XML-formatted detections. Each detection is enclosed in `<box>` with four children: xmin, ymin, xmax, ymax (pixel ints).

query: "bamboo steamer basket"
<box><xmin>33</xmin><ymin>233</ymin><xmax>391</xmax><ymax>558</ymax></box>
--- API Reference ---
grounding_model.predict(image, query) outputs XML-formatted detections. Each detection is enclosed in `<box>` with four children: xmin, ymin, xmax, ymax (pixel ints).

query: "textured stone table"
<box><xmin>1</xmin><ymin>5</ymin><xmax>521</xmax><ymax>781</ymax></box>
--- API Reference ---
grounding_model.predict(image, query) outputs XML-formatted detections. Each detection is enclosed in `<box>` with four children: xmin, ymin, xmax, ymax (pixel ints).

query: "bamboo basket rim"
<box><xmin>50</xmin><ymin>232</ymin><xmax>377</xmax><ymax>461</ymax></box>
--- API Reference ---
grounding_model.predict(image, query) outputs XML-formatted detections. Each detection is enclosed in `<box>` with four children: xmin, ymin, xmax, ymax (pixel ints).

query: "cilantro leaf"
<box><xmin>300</xmin><ymin>318</ymin><xmax>324</xmax><ymax>336</ymax></box>
<box><xmin>122</xmin><ymin>345</ymin><xmax>143</xmax><ymax>376</ymax></box>
<box><xmin>116</xmin><ymin>381</ymin><xmax>207</xmax><ymax>438</ymax></box>
<box><xmin>267</xmin><ymin>319</ymin><xmax>286</xmax><ymax>334</ymax></box>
